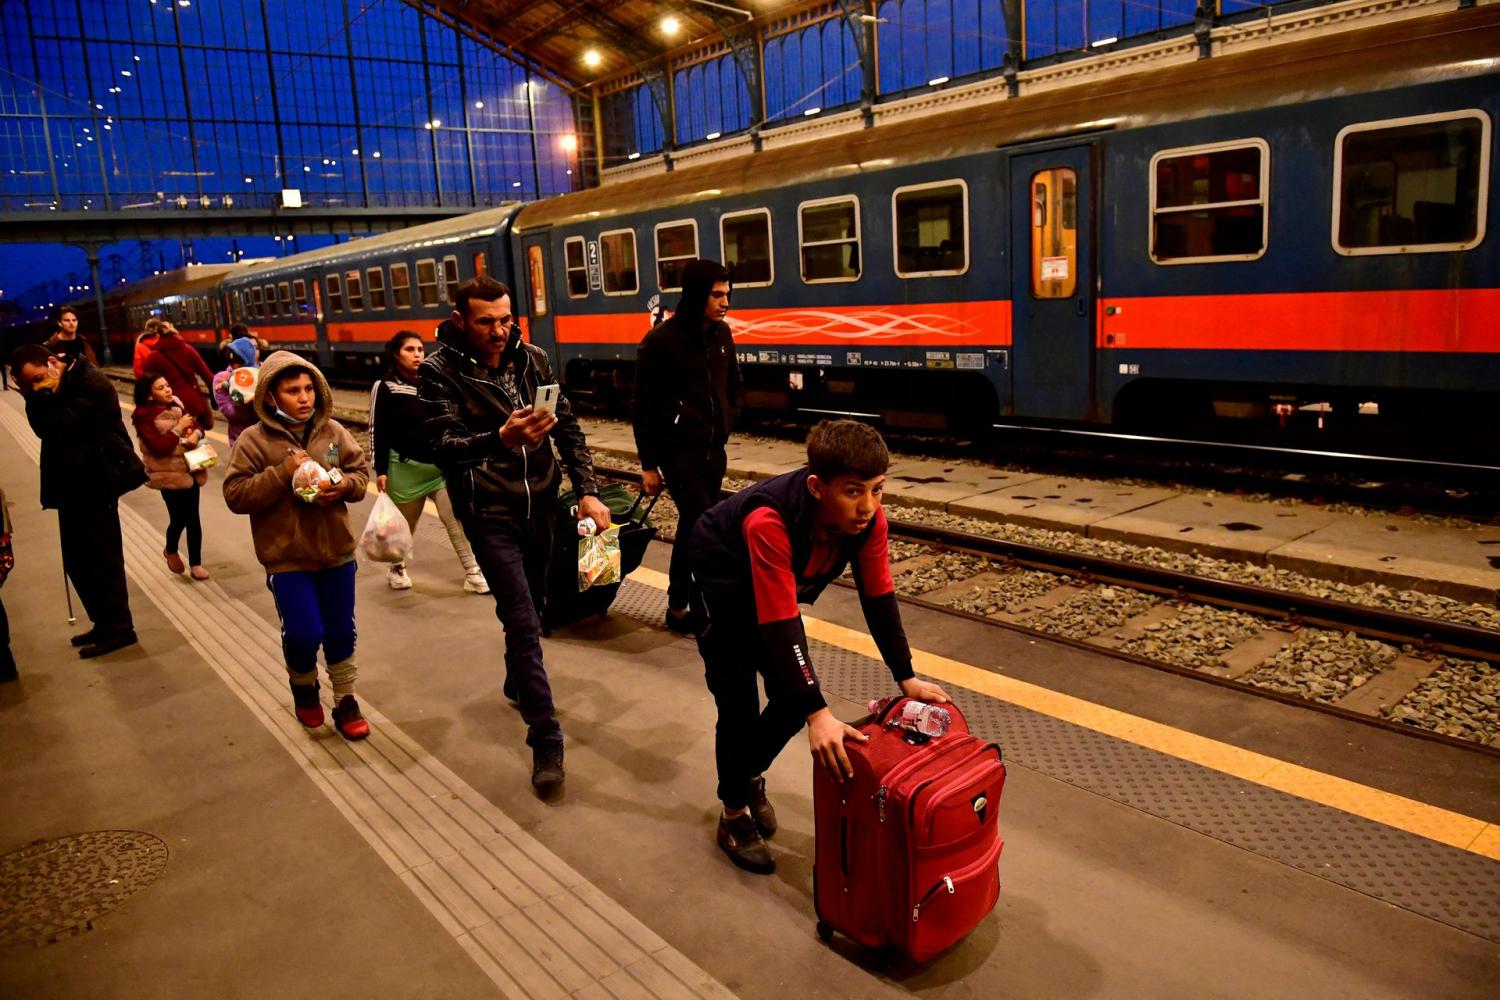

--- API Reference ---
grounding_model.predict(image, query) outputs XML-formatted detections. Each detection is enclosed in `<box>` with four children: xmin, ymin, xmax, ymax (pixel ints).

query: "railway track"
<box><xmin>592</xmin><ymin>464</ymin><xmax>1500</xmax><ymax>754</ymax></box>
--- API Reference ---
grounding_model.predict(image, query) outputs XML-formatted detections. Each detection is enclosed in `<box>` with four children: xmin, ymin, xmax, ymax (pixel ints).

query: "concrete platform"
<box><xmin>3</xmin><ymin>389</ymin><xmax>1500</xmax><ymax>998</ymax></box>
<box><xmin>1091</xmin><ymin>493</ymin><xmax>1343</xmax><ymax>562</ymax></box>
<box><xmin>948</xmin><ymin>477</ymin><xmax>1178</xmax><ymax>530</ymax></box>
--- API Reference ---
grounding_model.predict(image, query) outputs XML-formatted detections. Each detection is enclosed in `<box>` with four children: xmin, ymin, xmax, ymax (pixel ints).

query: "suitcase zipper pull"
<box><xmin>911</xmin><ymin>876</ymin><xmax>956</xmax><ymax>922</ymax></box>
<box><xmin>876</xmin><ymin>786</ymin><xmax>888</xmax><ymax>823</ymax></box>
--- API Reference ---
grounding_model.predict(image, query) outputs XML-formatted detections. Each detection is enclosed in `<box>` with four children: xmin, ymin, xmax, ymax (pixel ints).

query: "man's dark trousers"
<box><xmin>663</xmin><ymin>448</ymin><xmax>727</xmax><ymax>611</ymax></box>
<box><xmin>463</xmin><ymin>513</ymin><xmax>560</xmax><ymax>746</ymax></box>
<box><xmin>58</xmin><ymin>500</ymin><xmax>133</xmax><ymax>635</ymax></box>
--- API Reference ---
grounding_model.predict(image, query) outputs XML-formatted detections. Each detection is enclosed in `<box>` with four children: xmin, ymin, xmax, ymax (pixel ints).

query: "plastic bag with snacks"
<box><xmin>359</xmin><ymin>492</ymin><xmax>413</xmax><ymax>563</ymax></box>
<box><xmin>577</xmin><ymin>526</ymin><xmax>622</xmax><ymax>592</ymax></box>
<box><xmin>291</xmin><ymin>459</ymin><xmax>333</xmax><ymax>502</ymax></box>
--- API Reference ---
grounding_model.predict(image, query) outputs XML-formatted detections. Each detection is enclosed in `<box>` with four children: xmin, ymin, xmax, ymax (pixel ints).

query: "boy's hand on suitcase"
<box><xmin>808</xmin><ymin>708</ymin><xmax>867</xmax><ymax>782</ymax></box>
<box><xmin>899</xmin><ymin>677</ymin><xmax>951</xmax><ymax>703</ymax></box>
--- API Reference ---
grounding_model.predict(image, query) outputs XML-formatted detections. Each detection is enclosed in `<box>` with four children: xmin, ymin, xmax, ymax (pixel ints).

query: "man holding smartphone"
<box><xmin>420</xmin><ymin>276</ymin><xmax>609</xmax><ymax>795</ymax></box>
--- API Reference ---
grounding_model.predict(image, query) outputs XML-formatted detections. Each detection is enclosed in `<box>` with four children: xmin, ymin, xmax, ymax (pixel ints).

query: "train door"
<box><xmin>520</xmin><ymin>231</ymin><xmax>557</xmax><ymax>357</ymax></box>
<box><xmin>1009</xmin><ymin>145</ymin><xmax>1095</xmax><ymax>421</ymax></box>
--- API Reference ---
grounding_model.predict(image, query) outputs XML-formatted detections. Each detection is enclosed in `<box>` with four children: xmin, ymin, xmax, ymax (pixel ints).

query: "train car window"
<box><xmin>526</xmin><ymin>244</ymin><xmax>549</xmax><ymax>317</ymax></box>
<box><xmin>1333</xmin><ymin>111</ymin><xmax>1489</xmax><ymax>255</ymax></box>
<box><xmin>325</xmin><ymin>274</ymin><xmax>343</xmax><ymax>314</ymax></box>
<box><xmin>228</xmin><ymin>291</ymin><xmax>239</xmax><ymax>323</ymax></box>
<box><xmin>366</xmin><ymin>268</ymin><xmax>386</xmax><ymax>310</ymax></box>
<box><xmin>249</xmin><ymin>286</ymin><xmax>263</xmax><ymax>319</ymax></box>
<box><xmin>1151</xmin><ymin>139</ymin><xmax>1268</xmax><ymax>263</ymax></box>
<box><xmin>344</xmin><ymin>271</ymin><xmax>364</xmax><ymax>312</ymax></box>
<box><xmin>1030</xmin><ymin>168</ymin><xmax>1078</xmax><ymax>298</ymax></box>
<box><xmin>293</xmin><ymin>279</ymin><xmax>312</xmax><ymax>316</ymax></box>
<box><xmin>799</xmin><ymin>197</ymin><xmax>861</xmax><ymax>283</ymax></box>
<box><xmin>600</xmin><ymin>229</ymin><xmax>639</xmax><ymax>295</ymax></box>
<box><xmin>278</xmin><ymin>283</ymin><xmax>293</xmax><ymax>317</ymax></box>
<box><xmin>259</xmin><ymin>285</ymin><xmax>275</xmax><ymax>317</ymax></box>
<box><xmin>472</xmin><ymin>251</ymin><xmax>488</xmax><ymax>276</ymax></box>
<box><xmin>416</xmin><ymin>259</ymin><xmax>440</xmax><ymax>307</ymax></box>
<box><xmin>721</xmin><ymin>209</ymin><xmax>774</xmax><ymax>287</ymax></box>
<box><xmin>564</xmin><ymin>237</ymin><xmax>589</xmax><ymax>297</ymax></box>
<box><xmin>893</xmin><ymin>182</ymin><xmax>968</xmax><ymax>277</ymax></box>
<box><xmin>442</xmin><ymin>255</ymin><xmax>460</xmax><ymax>304</ymax></box>
<box><xmin>654</xmin><ymin>220</ymin><xmax>698</xmax><ymax>291</ymax></box>
<box><xmin>390</xmin><ymin>262</ymin><xmax>412</xmax><ymax>308</ymax></box>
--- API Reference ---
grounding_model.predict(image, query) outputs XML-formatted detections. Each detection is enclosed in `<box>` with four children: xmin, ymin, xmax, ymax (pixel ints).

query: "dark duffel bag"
<box><xmin>543</xmin><ymin>483</ymin><xmax>658</xmax><ymax>631</ymax></box>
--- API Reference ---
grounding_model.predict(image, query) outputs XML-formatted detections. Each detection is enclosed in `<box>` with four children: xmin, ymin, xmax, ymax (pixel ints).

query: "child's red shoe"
<box><xmin>332</xmin><ymin>695</ymin><xmax>370</xmax><ymax>741</ymax></box>
<box><xmin>294</xmin><ymin>703</ymin><xmax>325</xmax><ymax>728</ymax></box>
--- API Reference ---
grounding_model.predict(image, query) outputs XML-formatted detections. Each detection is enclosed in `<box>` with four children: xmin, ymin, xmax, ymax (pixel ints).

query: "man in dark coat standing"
<box><xmin>632</xmin><ymin>259</ymin><xmax>740</xmax><ymax>634</ymax></box>
<box><xmin>10</xmin><ymin>344</ymin><xmax>146</xmax><ymax>657</ymax></box>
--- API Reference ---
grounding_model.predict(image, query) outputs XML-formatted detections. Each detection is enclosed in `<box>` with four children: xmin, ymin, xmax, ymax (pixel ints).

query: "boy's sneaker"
<box><xmin>332</xmin><ymin>695</ymin><xmax>370</xmax><ymax>741</ymax></box>
<box><xmin>388</xmin><ymin>565</ymin><xmax>413</xmax><ymax>590</ymax></box>
<box><xmin>463</xmin><ymin>569</ymin><xmax>490</xmax><ymax>594</ymax></box>
<box><xmin>531</xmin><ymin>739</ymin><xmax>564</xmax><ymax>795</ymax></box>
<box><xmin>291</xmin><ymin>682</ymin><xmax>324</xmax><ymax>729</ymax></box>
<box><xmin>716</xmin><ymin>811</ymin><xmax>774</xmax><ymax>875</ymax></box>
<box><xmin>748</xmin><ymin>775</ymin><xmax>778</xmax><ymax>838</ymax></box>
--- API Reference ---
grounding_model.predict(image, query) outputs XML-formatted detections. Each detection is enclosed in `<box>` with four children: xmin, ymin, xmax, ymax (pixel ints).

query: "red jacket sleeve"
<box><xmin>133</xmin><ymin>407</ymin><xmax>181</xmax><ymax>458</ymax></box>
<box><xmin>743</xmin><ymin>507</ymin><xmax>827</xmax><ymax>715</ymax></box>
<box><xmin>851</xmin><ymin>507</ymin><xmax>913</xmax><ymax>681</ymax></box>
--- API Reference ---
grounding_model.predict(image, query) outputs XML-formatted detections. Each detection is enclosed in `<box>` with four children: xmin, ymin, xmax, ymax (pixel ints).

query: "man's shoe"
<box><xmin>502</xmin><ymin>677</ymin><xmax>518</xmax><ymax>704</ymax></box>
<box><xmin>78</xmin><ymin>631</ymin><xmax>138</xmax><ymax>659</ymax></box>
<box><xmin>665</xmin><ymin>607</ymin><xmax>700</xmax><ymax>635</ymax></box>
<box><xmin>463</xmin><ymin>570</ymin><xmax>490</xmax><ymax>594</ymax></box>
<box><xmin>716</xmin><ymin>811</ymin><xmax>775</xmax><ymax>874</ymax></box>
<box><xmin>388</xmin><ymin>565</ymin><xmax>413</xmax><ymax>590</ymax></box>
<box><xmin>332</xmin><ymin>695</ymin><xmax>370</xmax><ymax>741</ymax></box>
<box><xmin>531</xmin><ymin>740</ymin><xmax>565</xmax><ymax>795</ymax></box>
<box><xmin>69</xmin><ymin>628</ymin><xmax>102</xmax><ymax>648</ymax></box>
<box><xmin>748</xmin><ymin>775</ymin><xmax>778</xmax><ymax>838</ymax></box>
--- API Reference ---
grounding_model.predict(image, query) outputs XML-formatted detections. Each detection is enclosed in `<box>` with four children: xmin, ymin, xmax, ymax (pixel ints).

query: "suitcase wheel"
<box><xmin>815</xmin><ymin>921</ymin><xmax>833</xmax><ymax>944</ymax></box>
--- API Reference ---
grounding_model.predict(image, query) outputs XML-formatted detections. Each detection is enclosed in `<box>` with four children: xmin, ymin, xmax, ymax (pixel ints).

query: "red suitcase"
<box><xmin>812</xmin><ymin>698</ymin><xmax>1006</xmax><ymax>963</ymax></box>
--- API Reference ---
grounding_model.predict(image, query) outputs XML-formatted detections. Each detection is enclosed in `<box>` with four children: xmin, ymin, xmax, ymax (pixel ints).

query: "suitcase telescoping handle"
<box><xmin>624</xmin><ymin>488</ymin><xmax>662</xmax><ymax>524</ymax></box>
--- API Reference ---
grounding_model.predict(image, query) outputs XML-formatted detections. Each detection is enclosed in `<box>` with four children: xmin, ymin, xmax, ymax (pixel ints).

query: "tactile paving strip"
<box><xmin>612</xmin><ymin>579</ymin><xmax>1500</xmax><ymax>943</ymax></box>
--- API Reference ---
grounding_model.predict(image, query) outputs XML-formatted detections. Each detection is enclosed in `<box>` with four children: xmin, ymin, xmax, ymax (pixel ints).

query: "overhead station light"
<box><xmin>803</xmin><ymin>106</ymin><xmax>821</xmax><ymax>116</ymax></box>
<box><xmin>1091</xmin><ymin>36</ymin><xmax>1118</xmax><ymax>47</ymax></box>
<box><xmin>583</xmin><ymin>49</ymin><xmax>602</xmax><ymax>69</ymax></box>
<box><xmin>928</xmin><ymin>76</ymin><xmax>949</xmax><ymax>86</ymax></box>
<box><xmin>705</xmin><ymin>131</ymin><xmax>721</xmax><ymax>140</ymax></box>
<box><xmin>661</xmin><ymin>15</ymin><xmax>681</xmax><ymax>36</ymax></box>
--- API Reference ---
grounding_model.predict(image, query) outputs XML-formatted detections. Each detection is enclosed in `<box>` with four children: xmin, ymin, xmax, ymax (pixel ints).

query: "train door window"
<box><xmin>654</xmin><ymin>220</ymin><xmax>698</xmax><ymax>291</ymax></box>
<box><xmin>564</xmin><ymin>237</ymin><xmax>588</xmax><ymax>297</ymax></box>
<box><xmin>1333</xmin><ymin>110</ymin><xmax>1489</xmax><ymax>255</ymax></box>
<box><xmin>258</xmin><ymin>285</ymin><xmax>272</xmax><ymax>317</ymax></box>
<box><xmin>799</xmin><ymin>196</ymin><xmax>861</xmax><ymax>283</ymax></box>
<box><xmin>1029</xmin><ymin>168</ymin><xmax>1078</xmax><ymax>298</ymax></box>
<box><xmin>894</xmin><ymin>181</ymin><xmax>968</xmax><ymax>277</ymax></box>
<box><xmin>325</xmin><ymin>274</ymin><xmax>343</xmax><ymax>313</ymax></box>
<box><xmin>472</xmin><ymin>251</ymin><xmax>487</xmax><ymax>276</ymax></box>
<box><xmin>1151</xmin><ymin>139</ymin><xmax>1268</xmax><ymax>263</ymax></box>
<box><xmin>600</xmin><ymin>229</ymin><xmax>639</xmax><ymax>295</ymax></box>
<box><xmin>720</xmin><ymin>209</ymin><xmax>773</xmax><ymax>286</ymax></box>
<box><xmin>415</xmin><ymin>259</ymin><xmax>440</xmax><ymax>306</ymax></box>
<box><xmin>249</xmin><ymin>286</ymin><xmax>263</xmax><ymax>319</ymax></box>
<box><xmin>232</xmin><ymin>291</ymin><xmax>243</xmax><ymax>322</ymax></box>
<box><xmin>442</xmin><ymin>255</ymin><xmax>460</xmax><ymax>304</ymax></box>
<box><xmin>293</xmin><ymin>279</ymin><xmax>311</xmax><ymax>316</ymax></box>
<box><xmin>390</xmin><ymin>262</ymin><xmax>412</xmax><ymax>308</ymax></box>
<box><xmin>344</xmin><ymin>270</ymin><xmax>363</xmax><ymax>312</ymax></box>
<box><xmin>278</xmin><ymin>283</ymin><xmax>293</xmax><ymax>317</ymax></box>
<box><xmin>366</xmin><ymin>268</ymin><xmax>386</xmax><ymax>310</ymax></box>
<box><xmin>526</xmin><ymin>244</ymin><xmax>548</xmax><ymax>317</ymax></box>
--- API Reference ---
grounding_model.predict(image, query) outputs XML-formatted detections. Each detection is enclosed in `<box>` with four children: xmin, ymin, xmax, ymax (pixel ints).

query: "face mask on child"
<box><xmin>32</xmin><ymin>362</ymin><xmax>62</xmax><ymax>394</ymax></box>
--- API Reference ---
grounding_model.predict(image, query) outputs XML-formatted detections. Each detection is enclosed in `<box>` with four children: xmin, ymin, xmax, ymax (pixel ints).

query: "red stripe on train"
<box><xmin>1100</xmin><ymin>289</ymin><xmax>1500</xmax><ymax>353</ymax></box>
<box><xmin>554</xmin><ymin>300</ymin><xmax>1013</xmax><ymax>347</ymax></box>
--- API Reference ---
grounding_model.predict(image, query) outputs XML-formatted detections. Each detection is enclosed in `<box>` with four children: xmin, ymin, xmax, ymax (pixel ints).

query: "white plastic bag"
<box><xmin>360</xmin><ymin>492</ymin><xmax>413</xmax><ymax>563</ymax></box>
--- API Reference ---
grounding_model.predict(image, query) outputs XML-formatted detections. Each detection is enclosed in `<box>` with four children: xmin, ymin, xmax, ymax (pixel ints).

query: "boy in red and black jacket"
<box><xmin>688</xmin><ymin>420</ymin><xmax>949</xmax><ymax>874</ymax></box>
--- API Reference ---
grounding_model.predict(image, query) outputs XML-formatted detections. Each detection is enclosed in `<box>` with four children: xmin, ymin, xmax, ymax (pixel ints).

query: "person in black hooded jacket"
<box><xmin>632</xmin><ymin>258</ymin><xmax>740</xmax><ymax>633</ymax></box>
<box><xmin>419</xmin><ymin>275</ymin><xmax>608</xmax><ymax>796</ymax></box>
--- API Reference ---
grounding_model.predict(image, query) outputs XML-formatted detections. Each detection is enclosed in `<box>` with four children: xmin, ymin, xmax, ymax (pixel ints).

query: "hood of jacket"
<box><xmin>673</xmin><ymin>258</ymin><xmax>730</xmax><ymax>332</ymax></box>
<box><xmin>252</xmin><ymin>350</ymin><xmax>334</xmax><ymax>430</ymax></box>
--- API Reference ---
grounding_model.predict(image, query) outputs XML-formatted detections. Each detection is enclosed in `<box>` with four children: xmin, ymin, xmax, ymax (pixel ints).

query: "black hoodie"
<box><xmin>631</xmin><ymin>260</ymin><xmax>741</xmax><ymax>471</ymax></box>
<box><xmin>419</xmin><ymin>318</ymin><xmax>597</xmax><ymax>522</ymax></box>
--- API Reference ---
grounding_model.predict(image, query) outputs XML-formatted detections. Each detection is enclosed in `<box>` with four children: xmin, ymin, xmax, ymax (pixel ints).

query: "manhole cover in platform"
<box><xmin>0</xmin><ymin>831</ymin><xmax>169</xmax><ymax>946</ymax></box>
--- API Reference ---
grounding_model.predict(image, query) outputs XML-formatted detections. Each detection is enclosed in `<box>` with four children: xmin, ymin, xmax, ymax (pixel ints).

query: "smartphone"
<box><xmin>533</xmin><ymin>383</ymin><xmax>560</xmax><ymax>418</ymax></box>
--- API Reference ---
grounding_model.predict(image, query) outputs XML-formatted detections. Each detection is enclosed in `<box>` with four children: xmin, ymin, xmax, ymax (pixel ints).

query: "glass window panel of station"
<box><xmin>344</xmin><ymin>270</ymin><xmax>364</xmax><ymax>311</ymax></box>
<box><xmin>1152</xmin><ymin>141</ymin><xmax>1268</xmax><ymax>263</ymax></box>
<box><xmin>894</xmin><ymin>182</ymin><xmax>968</xmax><ymax>276</ymax></box>
<box><xmin>366</xmin><ymin>268</ymin><xmax>387</xmax><ymax>310</ymax></box>
<box><xmin>800</xmin><ymin>198</ymin><xmax>861</xmax><ymax>282</ymax></box>
<box><xmin>1334</xmin><ymin>112</ymin><xmax>1489</xmax><ymax>254</ymax></box>
<box><xmin>600</xmin><ymin>230</ymin><xmax>639</xmax><ymax>295</ymax></box>
<box><xmin>1030</xmin><ymin>168</ymin><xmax>1078</xmax><ymax>298</ymax></box>
<box><xmin>655</xmin><ymin>221</ymin><xmax>698</xmax><ymax>291</ymax></box>
<box><xmin>391</xmin><ymin>263</ymin><xmax>412</xmax><ymax>308</ymax></box>
<box><xmin>415</xmin><ymin>259</ymin><xmax>439</xmax><ymax>306</ymax></box>
<box><xmin>564</xmin><ymin>237</ymin><xmax>588</xmax><ymax>297</ymax></box>
<box><xmin>442</xmin><ymin>256</ymin><xmax>460</xmax><ymax>303</ymax></box>
<box><xmin>325</xmin><ymin>275</ymin><xmax>343</xmax><ymax>313</ymax></box>
<box><xmin>721</xmin><ymin>210</ymin><xmax>774</xmax><ymax>286</ymax></box>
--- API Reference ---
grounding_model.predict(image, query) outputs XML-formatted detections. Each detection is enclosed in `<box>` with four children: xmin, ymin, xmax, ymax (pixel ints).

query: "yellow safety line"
<box><xmin>627</xmin><ymin>565</ymin><xmax>1500</xmax><ymax>862</ymax></box>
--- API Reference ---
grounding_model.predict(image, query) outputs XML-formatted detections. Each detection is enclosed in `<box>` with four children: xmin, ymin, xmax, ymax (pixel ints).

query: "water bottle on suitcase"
<box><xmin>812</xmin><ymin>697</ymin><xmax>1006</xmax><ymax>962</ymax></box>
